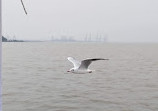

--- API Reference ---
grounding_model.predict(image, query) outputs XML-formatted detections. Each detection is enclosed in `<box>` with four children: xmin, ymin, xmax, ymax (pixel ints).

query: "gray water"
<box><xmin>2</xmin><ymin>42</ymin><xmax>158</xmax><ymax>111</ymax></box>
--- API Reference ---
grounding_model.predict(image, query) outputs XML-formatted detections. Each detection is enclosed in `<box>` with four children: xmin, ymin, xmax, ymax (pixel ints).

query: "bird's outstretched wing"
<box><xmin>67</xmin><ymin>57</ymin><xmax>81</xmax><ymax>68</ymax></box>
<box><xmin>79</xmin><ymin>58</ymin><xmax>109</xmax><ymax>70</ymax></box>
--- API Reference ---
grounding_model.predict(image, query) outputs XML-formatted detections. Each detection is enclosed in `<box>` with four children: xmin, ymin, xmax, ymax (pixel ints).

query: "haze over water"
<box><xmin>2</xmin><ymin>42</ymin><xmax>158</xmax><ymax>111</ymax></box>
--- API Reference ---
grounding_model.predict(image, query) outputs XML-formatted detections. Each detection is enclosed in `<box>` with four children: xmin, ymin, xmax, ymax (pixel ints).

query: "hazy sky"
<box><xmin>2</xmin><ymin>0</ymin><xmax>158</xmax><ymax>42</ymax></box>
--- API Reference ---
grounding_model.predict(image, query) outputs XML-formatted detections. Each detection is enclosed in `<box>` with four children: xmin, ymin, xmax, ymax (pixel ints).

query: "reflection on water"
<box><xmin>2</xmin><ymin>42</ymin><xmax>158</xmax><ymax>111</ymax></box>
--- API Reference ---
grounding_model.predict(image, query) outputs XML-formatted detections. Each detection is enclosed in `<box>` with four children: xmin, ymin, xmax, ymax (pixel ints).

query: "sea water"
<box><xmin>2</xmin><ymin>42</ymin><xmax>158</xmax><ymax>111</ymax></box>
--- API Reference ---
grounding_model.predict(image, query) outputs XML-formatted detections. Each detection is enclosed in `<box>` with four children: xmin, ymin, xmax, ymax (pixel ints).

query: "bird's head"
<box><xmin>67</xmin><ymin>68</ymin><xmax>75</xmax><ymax>73</ymax></box>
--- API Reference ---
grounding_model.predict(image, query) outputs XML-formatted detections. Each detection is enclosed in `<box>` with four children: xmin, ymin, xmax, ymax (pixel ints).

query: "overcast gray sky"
<box><xmin>2</xmin><ymin>0</ymin><xmax>158</xmax><ymax>42</ymax></box>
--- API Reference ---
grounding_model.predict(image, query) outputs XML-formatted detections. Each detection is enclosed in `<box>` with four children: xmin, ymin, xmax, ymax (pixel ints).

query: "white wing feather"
<box><xmin>67</xmin><ymin>57</ymin><xmax>81</xmax><ymax>69</ymax></box>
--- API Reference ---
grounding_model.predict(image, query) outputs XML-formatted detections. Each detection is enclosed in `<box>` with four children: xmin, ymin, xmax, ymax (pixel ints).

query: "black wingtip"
<box><xmin>95</xmin><ymin>58</ymin><xmax>109</xmax><ymax>60</ymax></box>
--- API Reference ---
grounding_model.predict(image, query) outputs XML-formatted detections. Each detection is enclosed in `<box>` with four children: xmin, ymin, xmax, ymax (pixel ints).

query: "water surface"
<box><xmin>2</xmin><ymin>42</ymin><xmax>158</xmax><ymax>111</ymax></box>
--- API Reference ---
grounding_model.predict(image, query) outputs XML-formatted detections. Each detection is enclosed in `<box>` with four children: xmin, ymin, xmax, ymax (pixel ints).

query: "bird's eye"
<box><xmin>72</xmin><ymin>69</ymin><xmax>74</xmax><ymax>71</ymax></box>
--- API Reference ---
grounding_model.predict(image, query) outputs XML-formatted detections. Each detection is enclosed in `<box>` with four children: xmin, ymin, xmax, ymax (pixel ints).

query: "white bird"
<box><xmin>67</xmin><ymin>57</ymin><xmax>109</xmax><ymax>74</ymax></box>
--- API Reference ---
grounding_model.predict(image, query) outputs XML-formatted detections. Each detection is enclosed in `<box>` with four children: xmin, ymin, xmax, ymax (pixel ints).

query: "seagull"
<box><xmin>67</xmin><ymin>57</ymin><xmax>109</xmax><ymax>74</ymax></box>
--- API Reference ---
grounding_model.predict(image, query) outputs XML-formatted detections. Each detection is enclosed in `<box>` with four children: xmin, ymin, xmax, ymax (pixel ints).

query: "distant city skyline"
<box><xmin>4</xmin><ymin>32</ymin><xmax>108</xmax><ymax>42</ymax></box>
<box><xmin>2</xmin><ymin>0</ymin><xmax>158</xmax><ymax>42</ymax></box>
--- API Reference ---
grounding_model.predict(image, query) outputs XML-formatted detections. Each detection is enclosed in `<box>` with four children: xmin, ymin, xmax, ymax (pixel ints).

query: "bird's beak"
<box><xmin>67</xmin><ymin>70</ymin><xmax>70</xmax><ymax>72</ymax></box>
